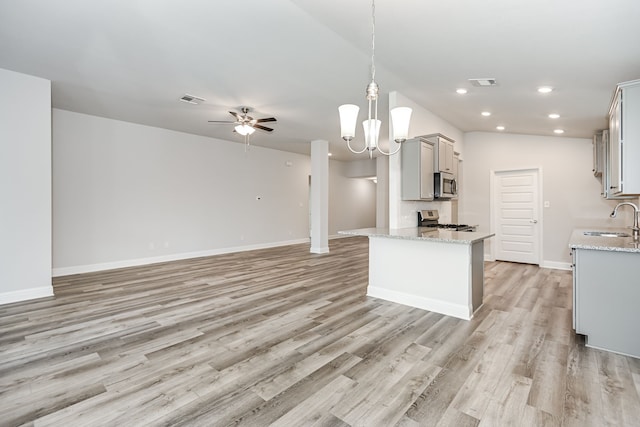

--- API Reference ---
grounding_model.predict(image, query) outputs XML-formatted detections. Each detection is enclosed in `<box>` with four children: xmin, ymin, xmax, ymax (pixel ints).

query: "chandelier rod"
<box><xmin>370</xmin><ymin>0</ymin><xmax>376</xmax><ymax>83</ymax></box>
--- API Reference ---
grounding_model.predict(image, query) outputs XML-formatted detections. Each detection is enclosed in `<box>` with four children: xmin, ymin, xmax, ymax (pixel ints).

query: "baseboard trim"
<box><xmin>367</xmin><ymin>286</ymin><xmax>471</xmax><ymax>320</ymax></box>
<box><xmin>52</xmin><ymin>238</ymin><xmax>310</xmax><ymax>277</ymax></box>
<box><xmin>309</xmin><ymin>247</ymin><xmax>330</xmax><ymax>254</ymax></box>
<box><xmin>541</xmin><ymin>260</ymin><xmax>572</xmax><ymax>271</ymax></box>
<box><xmin>0</xmin><ymin>286</ymin><xmax>54</xmax><ymax>305</ymax></box>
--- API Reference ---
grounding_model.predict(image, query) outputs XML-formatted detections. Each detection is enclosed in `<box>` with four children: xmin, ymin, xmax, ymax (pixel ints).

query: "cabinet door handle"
<box><xmin>530</xmin><ymin>219</ymin><xmax>538</xmax><ymax>224</ymax></box>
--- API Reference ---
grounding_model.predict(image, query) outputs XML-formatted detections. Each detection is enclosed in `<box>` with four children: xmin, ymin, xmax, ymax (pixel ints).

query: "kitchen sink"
<box><xmin>583</xmin><ymin>231</ymin><xmax>631</xmax><ymax>237</ymax></box>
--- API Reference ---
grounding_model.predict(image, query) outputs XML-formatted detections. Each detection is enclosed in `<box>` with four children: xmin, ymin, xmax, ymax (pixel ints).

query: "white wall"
<box><xmin>53</xmin><ymin>109</ymin><xmax>376</xmax><ymax>274</ymax></box>
<box><xmin>462</xmin><ymin>131</ymin><xmax>629</xmax><ymax>267</ymax></box>
<box><xmin>329</xmin><ymin>160</ymin><xmax>376</xmax><ymax>236</ymax></box>
<box><xmin>389</xmin><ymin>91</ymin><xmax>465</xmax><ymax>228</ymax></box>
<box><xmin>52</xmin><ymin>109</ymin><xmax>313</xmax><ymax>274</ymax></box>
<box><xmin>0</xmin><ymin>68</ymin><xmax>53</xmax><ymax>304</ymax></box>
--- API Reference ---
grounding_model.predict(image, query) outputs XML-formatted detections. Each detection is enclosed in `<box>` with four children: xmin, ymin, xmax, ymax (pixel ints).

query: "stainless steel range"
<box><xmin>418</xmin><ymin>210</ymin><xmax>476</xmax><ymax>232</ymax></box>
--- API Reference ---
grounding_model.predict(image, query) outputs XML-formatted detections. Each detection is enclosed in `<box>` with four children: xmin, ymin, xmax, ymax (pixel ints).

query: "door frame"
<box><xmin>489</xmin><ymin>167</ymin><xmax>543</xmax><ymax>264</ymax></box>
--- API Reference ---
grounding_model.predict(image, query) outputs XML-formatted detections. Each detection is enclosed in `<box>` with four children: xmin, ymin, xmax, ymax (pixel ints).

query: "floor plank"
<box><xmin>0</xmin><ymin>237</ymin><xmax>638</xmax><ymax>426</ymax></box>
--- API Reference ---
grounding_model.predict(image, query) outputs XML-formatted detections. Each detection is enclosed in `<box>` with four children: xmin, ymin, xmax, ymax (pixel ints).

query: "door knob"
<box><xmin>530</xmin><ymin>219</ymin><xmax>538</xmax><ymax>224</ymax></box>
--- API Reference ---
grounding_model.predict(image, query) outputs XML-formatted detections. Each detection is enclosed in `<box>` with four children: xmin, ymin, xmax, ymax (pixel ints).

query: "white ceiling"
<box><xmin>1</xmin><ymin>0</ymin><xmax>639</xmax><ymax>160</ymax></box>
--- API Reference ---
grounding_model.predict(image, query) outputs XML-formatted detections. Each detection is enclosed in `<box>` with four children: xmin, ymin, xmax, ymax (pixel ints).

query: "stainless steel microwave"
<box><xmin>434</xmin><ymin>172</ymin><xmax>457</xmax><ymax>199</ymax></box>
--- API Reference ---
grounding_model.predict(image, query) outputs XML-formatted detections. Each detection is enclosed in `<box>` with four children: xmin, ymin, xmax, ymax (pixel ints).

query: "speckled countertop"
<box><xmin>338</xmin><ymin>227</ymin><xmax>494</xmax><ymax>244</ymax></box>
<box><xmin>569</xmin><ymin>228</ymin><xmax>640</xmax><ymax>253</ymax></box>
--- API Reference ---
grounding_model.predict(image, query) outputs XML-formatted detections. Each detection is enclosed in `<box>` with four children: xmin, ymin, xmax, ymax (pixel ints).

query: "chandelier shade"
<box><xmin>362</xmin><ymin>119</ymin><xmax>381</xmax><ymax>151</ymax></box>
<box><xmin>390</xmin><ymin>107</ymin><xmax>412</xmax><ymax>143</ymax></box>
<box><xmin>338</xmin><ymin>104</ymin><xmax>360</xmax><ymax>141</ymax></box>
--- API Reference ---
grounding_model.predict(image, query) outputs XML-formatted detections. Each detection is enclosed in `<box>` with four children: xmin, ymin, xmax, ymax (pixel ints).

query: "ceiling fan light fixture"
<box><xmin>235</xmin><ymin>124</ymin><xmax>256</xmax><ymax>136</ymax></box>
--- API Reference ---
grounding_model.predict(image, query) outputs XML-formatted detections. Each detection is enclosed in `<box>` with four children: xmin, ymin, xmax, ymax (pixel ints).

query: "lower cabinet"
<box><xmin>572</xmin><ymin>248</ymin><xmax>640</xmax><ymax>358</ymax></box>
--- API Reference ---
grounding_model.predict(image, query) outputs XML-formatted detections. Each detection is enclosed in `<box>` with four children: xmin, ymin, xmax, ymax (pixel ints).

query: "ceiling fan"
<box><xmin>208</xmin><ymin>107</ymin><xmax>277</xmax><ymax>136</ymax></box>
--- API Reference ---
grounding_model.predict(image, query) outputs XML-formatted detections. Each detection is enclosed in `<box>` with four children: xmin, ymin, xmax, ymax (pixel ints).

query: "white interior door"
<box><xmin>493</xmin><ymin>169</ymin><xmax>540</xmax><ymax>264</ymax></box>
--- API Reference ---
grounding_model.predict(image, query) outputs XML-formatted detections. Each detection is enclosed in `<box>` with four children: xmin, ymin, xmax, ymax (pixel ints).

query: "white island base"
<box><xmin>340</xmin><ymin>228</ymin><xmax>493</xmax><ymax>321</ymax></box>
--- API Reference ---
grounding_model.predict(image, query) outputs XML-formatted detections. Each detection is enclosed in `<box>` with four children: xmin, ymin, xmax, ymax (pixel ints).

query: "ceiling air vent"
<box><xmin>468</xmin><ymin>78</ymin><xmax>498</xmax><ymax>87</ymax></box>
<box><xmin>180</xmin><ymin>93</ymin><xmax>206</xmax><ymax>104</ymax></box>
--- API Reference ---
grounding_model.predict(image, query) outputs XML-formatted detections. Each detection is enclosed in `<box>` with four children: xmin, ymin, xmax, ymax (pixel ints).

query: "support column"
<box><xmin>376</xmin><ymin>156</ymin><xmax>389</xmax><ymax>228</ymax></box>
<box><xmin>310</xmin><ymin>139</ymin><xmax>329</xmax><ymax>254</ymax></box>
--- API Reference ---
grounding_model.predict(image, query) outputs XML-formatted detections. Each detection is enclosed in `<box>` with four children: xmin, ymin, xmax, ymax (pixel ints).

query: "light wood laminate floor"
<box><xmin>1</xmin><ymin>237</ymin><xmax>639</xmax><ymax>426</ymax></box>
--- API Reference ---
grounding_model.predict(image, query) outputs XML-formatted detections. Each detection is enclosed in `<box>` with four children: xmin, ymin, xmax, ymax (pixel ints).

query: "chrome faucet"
<box><xmin>610</xmin><ymin>202</ymin><xmax>640</xmax><ymax>239</ymax></box>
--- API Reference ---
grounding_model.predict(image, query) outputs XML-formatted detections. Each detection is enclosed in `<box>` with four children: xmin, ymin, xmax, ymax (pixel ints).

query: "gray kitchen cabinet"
<box><xmin>607</xmin><ymin>79</ymin><xmax>640</xmax><ymax>196</ymax></box>
<box><xmin>452</xmin><ymin>152</ymin><xmax>460</xmax><ymax>199</ymax></box>
<box><xmin>419</xmin><ymin>133</ymin><xmax>455</xmax><ymax>173</ymax></box>
<box><xmin>401</xmin><ymin>137</ymin><xmax>434</xmax><ymax>200</ymax></box>
<box><xmin>592</xmin><ymin>130</ymin><xmax>604</xmax><ymax>177</ymax></box>
<box><xmin>572</xmin><ymin>247</ymin><xmax>640</xmax><ymax>358</ymax></box>
<box><xmin>599</xmin><ymin>129</ymin><xmax>634</xmax><ymax>199</ymax></box>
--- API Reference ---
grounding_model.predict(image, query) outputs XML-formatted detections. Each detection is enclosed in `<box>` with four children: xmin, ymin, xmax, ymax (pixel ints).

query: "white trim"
<box><xmin>541</xmin><ymin>260</ymin><xmax>572</xmax><ymax>271</ymax></box>
<box><xmin>585</xmin><ymin>343</ymin><xmax>640</xmax><ymax>360</ymax></box>
<box><xmin>367</xmin><ymin>286</ymin><xmax>472</xmax><ymax>320</ymax></box>
<box><xmin>52</xmin><ymin>238</ymin><xmax>310</xmax><ymax>277</ymax></box>
<box><xmin>329</xmin><ymin>233</ymin><xmax>351</xmax><ymax>240</ymax></box>
<box><xmin>484</xmin><ymin>254</ymin><xmax>496</xmax><ymax>262</ymax></box>
<box><xmin>310</xmin><ymin>246</ymin><xmax>330</xmax><ymax>254</ymax></box>
<box><xmin>490</xmin><ymin>167</ymin><xmax>543</xmax><ymax>265</ymax></box>
<box><xmin>0</xmin><ymin>286</ymin><xmax>54</xmax><ymax>305</ymax></box>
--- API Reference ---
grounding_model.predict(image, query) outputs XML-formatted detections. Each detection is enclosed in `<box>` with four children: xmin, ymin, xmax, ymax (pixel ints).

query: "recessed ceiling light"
<box><xmin>496</xmin><ymin>126</ymin><xmax>505</xmax><ymax>131</ymax></box>
<box><xmin>554</xmin><ymin>129</ymin><xmax>564</xmax><ymax>134</ymax></box>
<box><xmin>456</xmin><ymin>88</ymin><xmax>468</xmax><ymax>94</ymax></box>
<box><xmin>481</xmin><ymin>111</ymin><xmax>491</xmax><ymax>117</ymax></box>
<box><xmin>538</xmin><ymin>86</ymin><xmax>553</xmax><ymax>94</ymax></box>
<box><xmin>548</xmin><ymin>113</ymin><xmax>560</xmax><ymax>119</ymax></box>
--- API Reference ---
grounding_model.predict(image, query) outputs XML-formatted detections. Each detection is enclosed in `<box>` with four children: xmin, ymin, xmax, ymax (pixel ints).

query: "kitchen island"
<box><xmin>338</xmin><ymin>227</ymin><xmax>494</xmax><ymax>320</ymax></box>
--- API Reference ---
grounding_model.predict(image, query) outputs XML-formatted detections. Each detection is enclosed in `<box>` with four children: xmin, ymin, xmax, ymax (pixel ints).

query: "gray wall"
<box><xmin>52</xmin><ymin>109</ymin><xmax>375</xmax><ymax>275</ymax></box>
<box><xmin>462</xmin><ymin>131</ymin><xmax>630</xmax><ymax>267</ymax></box>
<box><xmin>0</xmin><ymin>68</ymin><xmax>52</xmax><ymax>303</ymax></box>
<box><xmin>329</xmin><ymin>160</ymin><xmax>376</xmax><ymax>237</ymax></box>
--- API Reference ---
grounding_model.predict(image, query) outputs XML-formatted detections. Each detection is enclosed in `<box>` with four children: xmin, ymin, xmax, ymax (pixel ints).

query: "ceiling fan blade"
<box><xmin>255</xmin><ymin>117</ymin><xmax>277</xmax><ymax>123</ymax></box>
<box><xmin>207</xmin><ymin>120</ymin><xmax>236</xmax><ymax>124</ymax></box>
<box><xmin>253</xmin><ymin>124</ymin><xmax>274</xmax><ymax>132</ymax></box>
<box><xmin>229</xmin><ymin>111</ymin><xmax>242</xmax><ymax>120</ymax></box>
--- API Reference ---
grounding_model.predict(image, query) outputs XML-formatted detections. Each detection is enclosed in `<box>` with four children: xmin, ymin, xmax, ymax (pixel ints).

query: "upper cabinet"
<box><xmin>607</xmin><ymin>79</ymin><xmax>640</xmax><ymax>197</ymax></box>
<box><xmin>592</xmin><ymin>130</ymin><xmax>604</xmax><ymax>177</ymax></box>
<box><xmin>418</xmin><ymin>133</ymin><xmax>456</xmax><ymax>174</ymax></box>
<box><xmin>452</xmin><ymin>151</ymin><xmax>460</xmax><ymax>181</ymax></box>
<box><xmin>401</xmin><ymin>137</ymin><xmax>435</xmax><ymax>201</ymax></box>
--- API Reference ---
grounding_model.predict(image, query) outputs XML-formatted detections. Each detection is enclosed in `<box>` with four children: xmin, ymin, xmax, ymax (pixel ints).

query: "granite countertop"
<box><xmin>569</xmin><ymin>228</ymin><xmax>640</xmax><ymax>253</ymax></box>
<box><xmin>338</xmin><ymin>227</ymin><xmax>495</xmax><ymax>244</ymax></box>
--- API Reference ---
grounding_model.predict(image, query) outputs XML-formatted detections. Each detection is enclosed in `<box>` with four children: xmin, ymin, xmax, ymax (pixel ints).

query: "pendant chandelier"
<box><xmin>338</xmin><ymin>0</ymin><xmax>412</xmax><ymax>158</ymax></box>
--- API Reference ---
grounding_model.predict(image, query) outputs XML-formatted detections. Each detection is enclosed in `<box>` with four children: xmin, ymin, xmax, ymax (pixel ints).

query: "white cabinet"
<box><xmin>438</xmin><ymin>137</ymin><xmax>455</xmax><ymax>173</ymax></box>
<box><xmin>607</xmin><ymin>79</ymin><xmax>640</xmax><ymax>196</ymax></box>
<box><xmin>572</xmin><ymin>247</ymin><xmax>640</xmax><ymax>358</ymax></box>
<box><xmin>452</xmin><ymin>152</ymin><xmax>460</xmax><ymax>199</ymax></box>
<box><xmin>599</xmin><ymin>129</ymin><xmax>634</xmax><ymax>199</ymax></box>
<box><xmin>592</xmin><ymin>130</ymin><xmax>604</xmax><ymax>177</ymax></box>
<box><xmin>401</xmin><ymin>137</ymin><xmax>435</xmax><ymax>200</ymax></box>
<box><xmin>420</xmin><ymin>133</ymin><xmax>455</xmax><ymax>173</ymax></box>
<box><xmin>452</xmin><ymin>152</ymin><xmax>460</xmax><ymax>180</ymax></box>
